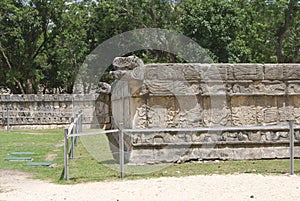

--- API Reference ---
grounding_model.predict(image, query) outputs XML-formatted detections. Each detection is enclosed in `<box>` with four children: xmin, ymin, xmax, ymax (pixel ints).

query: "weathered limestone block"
<box><xmin>113</xmin><ymin>55</ymin><xmax>144</xmax><ymax>70</ymax></box>
<box><xmin>287</xmin><ymin>81</ymin><xmax>300</xmax><ymax>94</ymax></box>
<box><xmin>283</xmin><ymin>64</ymin><xmax>300</xmax><ymax>79</ymax></box>
<box><xmin>106</xmin><ymin>57</ymin><xmax>300</xmax><ymax>164</ymax></box>
<box><xmin>0</xmin><ymin>94</ymin><xmax>103</xmax><ymax>129</ymax></box>
<box><xmin>96</xmin><ymin>82</ymin><xmax>111</xmax><ymax>94</ymax></box>
<box><xmin>227</xmin><ymin>64</ymin><xmax>264</xmax><ymax>80</ymax></box>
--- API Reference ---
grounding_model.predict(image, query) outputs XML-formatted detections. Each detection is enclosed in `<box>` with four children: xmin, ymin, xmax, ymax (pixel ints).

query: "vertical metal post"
<box><xmin>64</xmin><ymin>128</ymin><xmax>69</xmax><ymax>180</ymax></box>
<box><xmin>75</xmin><ymin>113</ymin><xmax>79</xmax><ymax>147</ymax></box>
<box><xmin>119</xmin><ymin>123</ymin><xmax>124</xmax><ymax>179</ymax></box>
<box><xmin>79</xmin><ymin>111</ymin><xmax>82</xmax><ymax>132</ymax></box>
<box><xmin>6</xmin><ymin>107</ymin><xmax>9</xmax><ymax>131</ymax></box>
<box><xmin>289</xmin><ymin>121</ymin><xmax>295</xmax><ymax>175</ymax></box>
<box><xmin>70</xmin><ymin>117</ymin><xmax>75</xmax><ymax>159</ymax></box>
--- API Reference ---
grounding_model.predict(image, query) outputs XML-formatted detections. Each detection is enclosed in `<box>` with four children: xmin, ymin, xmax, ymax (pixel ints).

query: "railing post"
<box><xmin>119</xmin><ymin>123</ymin><xmax>124</xmax><ymax>179</ymax></box>
<box><xmin>64</xmin><ymin>128</ymin><xmax>69</xmax><ymax>180</ymax></box>
<box><xmin>6</xmin><ymin>107</ymin><xmax>9</xmax><ymax>131</ymax></box>
<box><xmin>78</xmin><ymin>111</ymin><xmax>82</xmax><ymax>132</ymax></box>
<box><xmin>70</xmin><ymin>117</ymin><xmax>75</xmax><ymax>159</ymax></box>
<box><xmin>80</xmin><ymin>111</ymin><xmax>83</xmax><ymax>132</ymax></box>
<box><xmin>75</xmin><ymin>113</ymin><xmax>79</xmax><ymax>147</ymax></box>
<box><xmin>289</xmin><ymin>121</ymin><xmax>295</xmax><ymax>175</ymax></box>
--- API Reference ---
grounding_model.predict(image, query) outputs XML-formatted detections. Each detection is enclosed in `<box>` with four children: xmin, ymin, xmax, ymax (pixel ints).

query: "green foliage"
<box><xmin>181</xmin><ymin>0</ymin><xmax>243</xmax><ymax>62</ymax></box>
<box><xmin>0</xmin><ymin>0</ymin><xmax>90</xmax><ymax>93</ymax></box>
<box><xmin>0</xmin><ymin>0</ymin><xmax>299</xmax><ymax>93</ymax></box>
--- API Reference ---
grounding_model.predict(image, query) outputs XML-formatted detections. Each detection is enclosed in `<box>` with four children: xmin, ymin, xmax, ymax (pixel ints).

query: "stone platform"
<box><xmin>108</xmin><ymin>57</ymin><xmax>300</xmax><ymax>164</ymax></box>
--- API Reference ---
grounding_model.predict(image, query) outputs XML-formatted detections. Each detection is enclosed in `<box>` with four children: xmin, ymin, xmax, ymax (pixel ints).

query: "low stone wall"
<box><xmin>0</xmin><ymin>94</ymin><xmax>111</xmax><ymax>130</ymax></box>
<box><xmin>109</xmin><ymin>59</ymin><xmax>300</xmax><ymax>164</ymax></box>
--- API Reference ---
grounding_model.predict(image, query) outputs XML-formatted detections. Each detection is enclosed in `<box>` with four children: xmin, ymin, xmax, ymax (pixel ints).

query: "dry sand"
<box><xmin>1</xmin><ymin>170</ymin><xmax>300</xmax><ymax>201</ymax></box>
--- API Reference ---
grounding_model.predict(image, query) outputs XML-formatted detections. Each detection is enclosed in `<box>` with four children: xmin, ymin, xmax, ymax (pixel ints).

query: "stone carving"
<box><xmin>287</xmin><ymin>82</ymin><xmax>300</xmax><ymax>94</ymax></box>
<box><xmin>221</xmin><ymin>132</ymin><xmax>237</xmax><ymax>141</ymax></box>
<box><xmin>165</xmin><ymin>108</ymin><xmax>179</xmax><ymax>128</ymax></box>
<box><xmin>96</xmin><ymin>82</ymin><xmax>111</xmax><ymax>94</ymax></box>
<box><xmin>0</xmin><ymin>94</ymin><xmax>99</xmax><ymax>129</ymax></box>
<box><xmin>147</xmin><ymin>107</ymin><xmax>166</xmax><ymax>128</ymax></box>
<box><xmin>175</xmin><ymin>104</ymin><xmax>202</xmax><ymax>128</ymax></box>
<box><xmin>6</xmin><ymin>57</ymin><xmax>300</xmax><ymax>163</ymax></box>
<box><xmin>231</xmin><ymin>81</ymin><xmax>285</xmax><ymax>95</ymax></box>
<box><xmin>295</xmin><ymin>130</ymin><xmax>300</xmax><ymax>141</ymax></box>
<box><xmin>132</xmin><ymin>104</ymin><xmax>149</xmax><ymax>128</ymax></box>
<box><xmin>261</xmin><ymin>81</ymin><xmax>285</xmax><ymax>94</ymax></box>
<box><xmin>249</xmin><ymin>131</ymin><xmax>261</xmax><ymax>141</ymax></box>
<box><xmin>264</xmin><ymin>64</ymin><xmax>283</xmax><ymax>80</ymax></box>
<box><xmin>0</xmin><ymin>87</ymin><xmax>11</xmax><ymax>95</ymax></box>
<box><xmin>228</xmin><ymin>64</ymin><xmax>264</xmax><ymax>80</ymax></box>
<box><xmin>237</xmin><ymin>132</ymin><xmax>249</xmax><ymax>141</ymax></box>
<box><xmin>153</xmin><ymin>135</ymin><xmax>164</xmax><ymax>144</ymax></box>
<box><xmin>279</xmin><ymin>106</ymin><xmax>294</xmax><ymax>121</ymax></box>
<box><xmin>283</xmin><ymin>65</ymin><xmax>300</xmax><ymax>79</ymax></box>
<box><xmin>110</xmin><ymin>66</ymin><xmax>145</xmax><ymax>81</ymax></box>
<box><xmin>203</xmin><ymin>106</ymin><xmax>230</xmax><ymax>126</ymax></box>
<box><xmin>231</xmin><ymin>81</ymin><xmax>253</xmax><ymax>93</ymax></box>
<box><xmin>133</xmin><ymin>103</ymin><xmax>202</xmax><ymax>129</ymax></box>
<box><xmin>113</xmin><ymin>55</ymin><xmax>144</xmax><ymax>70</ymax></box>
<box><xmin>264</xmin><ymin>131</ymin><xmax>288</xmax><ymax>141</ymax></box>
<box><xmin>109</xmin><ymin>70</ymin><xmax>129</xmax><ymax>80</ymax></box>
<box><xmin>294</xmin><ymin>108</ymin><xmax>300</xmax><ymax>123</ymax></box>
<box><xmin>261</xmin><ymin>107</ymin><xmax>278</xmax><ymax>125</ymax></box>
<box><xmin>141</xmin><ymin>80</ymin><xmax>200</xmax><ymax>96</ymax></box>
<box><xmin>232</xmin><ymin>106</ymin><xmax>256</xmax><ymax>126</ymax></box>
<box><xmin>201</xmin><ymin>83</ymin><xmax>226</xmax><ymax>95</ymax></box>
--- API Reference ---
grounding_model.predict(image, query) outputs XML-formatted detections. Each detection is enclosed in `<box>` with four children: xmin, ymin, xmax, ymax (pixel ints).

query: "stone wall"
<box><xmin>0</xmin><ymin>94</ymin><xmax>111</xmax><ymax>130</ymax></box>
<box><xmin>109</xmin><ymin>59</ymin><xmax>300</xmax><ymax>164</ymax></box>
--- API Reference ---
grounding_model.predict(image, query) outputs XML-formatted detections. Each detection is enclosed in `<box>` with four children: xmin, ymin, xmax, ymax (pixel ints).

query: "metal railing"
<box><xmin>63</xmin><ymin>112</ymin><xmax>120</xmax><ymax>180</ymax></box>
<box><xmin>63</xmin><ymin>121</ymin><xmax>298</xmax><ymax>180</ymax></box>
<box><xmin>63</xmin><ymin>111</ymin><xmax>83</xmax><ymax>180</ymax></box>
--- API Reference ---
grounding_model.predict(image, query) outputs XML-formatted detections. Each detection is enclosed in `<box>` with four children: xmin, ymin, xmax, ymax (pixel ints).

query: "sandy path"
<box><xmin>1</xmin><ymin>170</ymin><xmax>300</xmax><ymax>201</ymax></box>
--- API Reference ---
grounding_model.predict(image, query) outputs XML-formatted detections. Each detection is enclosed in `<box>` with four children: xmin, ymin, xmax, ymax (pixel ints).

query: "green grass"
<box><xmin>0</xmin><ymin>129</ymin><xmax>299</xmax><ymax>184</ymax></box>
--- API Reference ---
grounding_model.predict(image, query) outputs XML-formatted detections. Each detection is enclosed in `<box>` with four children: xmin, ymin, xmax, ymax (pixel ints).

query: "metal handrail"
<box><xmin>68</xmin><ymin>129</ymin><xmax>119</xmax><ymax>137</ymax></box>
<box><xmin>123</xmin><ymin>124</ymin><xmax>300</xmax><ymax>133</ymax></box>
<box><xmin>63</xmin><ymin>121</ymin><xmax>298</xmax><ymax>180</ymax></box>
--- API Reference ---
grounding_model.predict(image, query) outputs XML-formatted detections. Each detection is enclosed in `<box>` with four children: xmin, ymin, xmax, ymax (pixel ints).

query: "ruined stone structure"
<box><xmin>0</xmin><ymin>94</ymin><xmax>110</xmax><ymax>130</ymax></box>
<box><xmin>109</xmin><ymin>57</ymin><xmax>300</xmax><ymax>164</ymax></box>
<box><xmin>1</xmin><ymin>57</ymin><xmax>300</xmax><ymax>164</ymax></box>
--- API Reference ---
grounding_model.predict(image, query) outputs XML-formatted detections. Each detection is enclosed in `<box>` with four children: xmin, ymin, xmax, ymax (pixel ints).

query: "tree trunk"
<box><xmin>275</xmin><ymin>0</ymin><xmax>298</xmax><ymax>63</ymax></box>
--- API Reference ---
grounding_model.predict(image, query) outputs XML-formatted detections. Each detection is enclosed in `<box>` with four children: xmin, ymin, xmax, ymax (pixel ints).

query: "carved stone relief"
<box><xmin>263</xmin><ymin>131</ymin><xmax>289</xmax><ymax>141</ymax></box>
<box><xmin>147</xmin><ymin>107</ymin><xmax>166</xmax><ymax>128</ymax></box>
<box><xmin>231</xmin><ymin>81</ymin><xmax>285</xmax><ymax>95</ymax></box>
<box><xmin>203</xmin><ymin>105</ymin><xmax>230</xmax><ymax>126</ymax></box>
<box><xmin>279</xmin><ymin>106</ymin><xmax>294</xmax><ymax>122</ymax></box>
<box><xmin>132</xmin><ymin>104</ymin><xmax>148</xmax><ymax>128</ymax></box>
<box><xmin>107</xmin><ymin>57</ymin><xmax>300</xmax><ymax>164</ymax></box>
<box><xmin>260</xmin><ymin>107</ymin><xmax>278</xmax><ymax>125</ymax></box>
<box><xmin>283</xmin><ymin>65</ymin><xmax>300</xmax><ymax>79</ymax></box>
<box><xmin>232</xmin><ymin>106</ymin><xmax>256</xmax><ymax>126</ymax></box>
<box><xmin>294</xmin><ymin>108</ymin><xmax>300</xmax><ymax>123</ymax></box>
<box><xmin>287</xmin><ymin>83</ymin><xmax>300</xmax><ymax>94</ymax></box>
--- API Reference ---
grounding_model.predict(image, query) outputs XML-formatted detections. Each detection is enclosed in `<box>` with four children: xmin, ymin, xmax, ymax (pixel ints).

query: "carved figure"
<box><xmin>113</xmin><ymin>55</ymin><xmax>144</xmax><ymax>70</ymax></box>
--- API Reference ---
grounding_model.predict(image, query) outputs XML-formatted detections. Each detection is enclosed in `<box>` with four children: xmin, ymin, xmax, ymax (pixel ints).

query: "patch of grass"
<box><xmin>0</xmin><ymin>129</ymin><xmax>66</xmax><ymax>182</ymax></box>
<box><xmin>1</xmin><ymin>129</ymin><xmax>299</xmax><ymax>184</ymax></box>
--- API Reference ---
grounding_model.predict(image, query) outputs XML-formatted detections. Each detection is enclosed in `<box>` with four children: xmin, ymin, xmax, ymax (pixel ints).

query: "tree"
<box><xmin>228</xmin><ymin>0</ymin><xmax>300</xmax><ymax>63</ymax></box>
<box><xmin>181</xmin><ymin>0</ymin><xmax>245</xmax><ymax>62</ymax></box>
<box><xmin>43</xmin><ymin>0</ymin><xmax>91</xmax><ymax>93</ymax></box>
<box><xmin>89</xmin><ymin>0</ymin><xmax>183</xmax><ymax>64</ymax></box>
<box><xmin>0</xmin><ymin>0</ymin><xmax>90</xmax><ymax>94</ymax></box>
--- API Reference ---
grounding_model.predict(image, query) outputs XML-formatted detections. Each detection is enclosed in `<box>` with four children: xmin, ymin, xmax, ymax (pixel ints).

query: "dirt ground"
<box><xmin>0</xmin><ymin>170</ymin><xmax>300</xmax><ymax>201</ymax></box>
